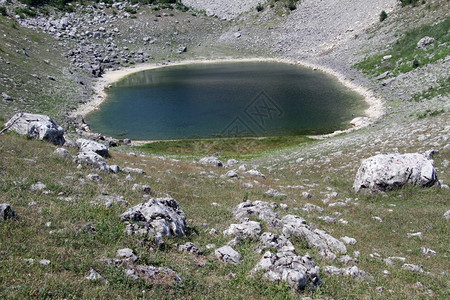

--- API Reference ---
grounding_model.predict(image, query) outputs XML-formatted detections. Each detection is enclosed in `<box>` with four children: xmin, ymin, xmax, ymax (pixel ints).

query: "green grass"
<box><xmin>354</xmin><ymin>17</ymin><xmax>450</xmax><ymax>77</ymax></box>
<box><xmin>135</xmin><ymin>135</ymin><xmax>314</xmax><ymax>160</ymax></box>
<box><xmin>412</xmin><ymin>76</ymin><xmax>450</xmax><ymax>102</ymax></box>
<box><xmin>1</xmin><ymin>132</ymin><xmax>448</xmax><ymax>299</ymax></box>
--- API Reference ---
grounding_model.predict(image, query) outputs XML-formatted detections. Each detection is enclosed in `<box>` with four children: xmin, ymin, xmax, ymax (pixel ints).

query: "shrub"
<box><xmin>256</xmin><ymin>3</ymin><xmax>264</xmax><ymax>12</ymax></box>
<box><xmin>0</xmin><ymin>6</ymin><xmax>7</xmax><ymax>16</ymax></box>
<box><xmin>125</xmin><ymin>7</ymin><xmax>137</xmax><ymax>14</ymax></box>
<box><xmin>287</xmin><ymin>0</ymin><xmax>297</xmax><ymax>11</ymax></box>
<box><xmin>400</xmin><ymin>0</ymin><xmax>422</xmax><ymax>7</ymax></box>
<box><xmin>380</xmin><ymin>10</ymin><xmax>387</xmax><ymax>22</ymax></box>
<box><xmin>412</xmin><ymin>59</ymin><xmax>420</xmax><ymax>68</ymax></box>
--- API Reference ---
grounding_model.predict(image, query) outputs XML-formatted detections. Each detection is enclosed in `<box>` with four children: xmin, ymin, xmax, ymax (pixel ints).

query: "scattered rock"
<box><xmin>93</xmin><ymin>195</ymin><xmax>129</xmax><ymax>208</ymax></box>
<box><xmin>4</xmin><ymin>113</ymin><xmax>65</xmax><ymax>145</ymax></box>
<box><xmin>304</xmin><ymin>203</ymin><xmax>324</xmax><ymax>213</ymax></box>
<box><xmin>198</xmin><ymin>156</ymin><xmax>223</xmax><ymax>167</ymax></box>
<box><xmin>116</xmin><ymin>248</ymin><xmax>139</xmax><ymax>262</ymax></box>
<box><xmin>324</xmin><ymin>266</ymin><xmax>372</xmax><ymax>281</ymax></box>
<box><xmin>2</xmin><ymin>92</ymin><xmax>13</xmax><ymax>101</ymax></box>
<box><xmin>54</xmin><ymin>148</ymin><xmax>71</xmax><ymax>158</ymax></box>
<box><xmin>132</xmin><ymin>184</ymin><xmax>152</xmax><ymax>194</ymax></box>
<box><xmin>176</xmin><ymin>242</ymin><xmax>202</xmax><ymax>255</ymax></box>
<box><xmin>86</xmin><ymin>173</ymin><xmax>102</xmax><ymax>182</ymax></box>
<box><xmin>264</xmin><ymin>188</ymin><xmax>287</xmax><ymax>198</ymax></box>
<box><xmin>402</xmin><ymin>264</ymin><xmax>424</xmax><ymax>273</ymax></box>
<box><xmin>256</xmin><ymin>232</ymin><xmax>296</xmax><ymax>253</ymax></box>
<box><xmin>244</xmin><ymin>169</ymin><xmax>266</xmax><ymax>179</ymax></box>
<box><xmin>77</xmin><ymin>139</ymin><xmax>109</xmax><ymax>157</ymax></box>
<box><xmin>340</xmin><ymin>236</ymin><xmax>357</xmax><ymax>245</ymax></box>
<box><xmin>0</xmin><ymin>204</ymin><xmax>17</xmax><ymax>221</ymax></box>
<box><xmin>232</xmin><ymin>200</ymin><xmax>281</xmax><ymax>229</ymax></box>
<box><xmin>353</xmin><ymin>153</ymin><xmax>438</xmax><ymax>193</ymax></box>
<box><xmin>225</xmin><ymin>169</ymin><xmax>239</xmax><ymax>178</ymax></box>
<box><xmin>215</xmin><ymin>245</ymin><xmax>242</xmax><ymax>264</ymax></box>
<box><xmin>420</xmin><ymin>247</ymin><xmax>437</xmax><ymax>256</ymax></box>
<box><xmin>39</xmin><ymin>259</ymin><xmax>51</xmax><ymax>266</ymax></box>
<box><xmin>223</xmin><ymin>221</ymin><xmax>262</xmax><ymax>240</ymax></box>
<box><xmin>86</xmin><ymin>268</ymin><xmax>103</xmax><ymax>281</ymax></box>
<box><xmin>126</xmin><ymin>265</ymin><xmax>182</xmax><ymax>284</ymax></box>
<box><xmin>77</xmin><ymin>151</ymin><xmax>110</xmax><ymax>172</ymax></box>
<box><xmin>282</xmin><ymin>215</ymin><xmax>347</xmax><ymax>259</ymax></box>
<box><xmin>444</xmin><ymin>210</ymin><xmax>450</xmax><ymax>220</ymax></box>
<box><xmin>250</xmin><ymin>251</ymin><xmax>320</xmax><ymax>291</ymax></box>
<box><xmin>122</xmin><ymin>167</ymin><xmax>146</xmax><ymax>174</ymax></box>
<box><xmin>338</xmin><ymin>255</ymin><xmax>359</xmax><ymax>266</ymax></box>
<box><xmin>30</xmin><ymin>182</ymin><xmax>46</xmax><ymax>191</ymax></box>
<box><xmin>120</xmin><ymin>197</ymin><xmax>187</xmax><ymax>238</ymax></box>
<box><xmin>407</xmin><ymin>232</ymin><xmax>423</xmax><ymax>239</ymax></box>
<box><xmin>416</xmin><ymin>36</ymin><xmax>435</xmax><ymax>49</ymax></box>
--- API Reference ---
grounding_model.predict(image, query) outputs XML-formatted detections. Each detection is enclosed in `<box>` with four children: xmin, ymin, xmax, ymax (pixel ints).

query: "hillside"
<box><xmin>0</xmin><ymin>0</ymin><xmax>449</xmax><ymax>299</ymax></box>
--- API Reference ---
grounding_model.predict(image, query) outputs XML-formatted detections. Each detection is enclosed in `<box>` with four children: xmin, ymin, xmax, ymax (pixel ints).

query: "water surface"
<box><xmin>86</xmin><ymin>61</ymin><xmax>367</xmax><ymax>140</ymax></box>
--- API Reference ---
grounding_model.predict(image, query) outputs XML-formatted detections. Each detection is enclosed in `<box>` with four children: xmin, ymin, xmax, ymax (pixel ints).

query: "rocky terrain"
<box><xmin>0</xmin><ymin>0</ymin><xmax>449</xmax><ymax>299</ymax></box>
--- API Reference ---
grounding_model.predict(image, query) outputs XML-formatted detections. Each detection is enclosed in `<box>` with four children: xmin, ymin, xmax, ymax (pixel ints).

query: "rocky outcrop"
<box><xmin>353</xmin><ymin>153</ymin><xmax>438</xmax><ymax>193</ymax></box>
<box><xmin>256</xmin><ymin>232</ymin><xmax>296</xmax><ymax>254</ymax></box>
<box><xmin>251</xmin><ymin>251</ymin><xmax>320</xmax><ymax>291</ymax></box>
<box><xmin>282</xmin><ymin>215</ymin><xmax>347</xmax><ymax>260</ymax></box>
<box><xmin>4</xmin><ymin>113</ymin><xmax>65</xmax><ymax>145</ymax></box>
<box><xmin>232</xmin><ymin>200</ymin><xmax>281</xmax><ymax>229</ymax></box>
<box><xmin>223</xmin><ymin>221</ymin><xmax>262</xmax><ymax>240</ymax></box>
<box><xmin>0</xmin><ymin>203</ymin><xmax>16</xmax><ymax>221</ymax></box>
<box><xmin>120</xmin><ymin>197</ymin><xmax>187</xmax><ymax>238</ymax></box>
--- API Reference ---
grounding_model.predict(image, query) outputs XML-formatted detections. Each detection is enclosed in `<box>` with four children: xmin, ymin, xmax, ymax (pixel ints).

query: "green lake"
<box><xmin>85</xmin><ymin>61</ymin><xmax>367</xmax><ymax>140</ymax></box>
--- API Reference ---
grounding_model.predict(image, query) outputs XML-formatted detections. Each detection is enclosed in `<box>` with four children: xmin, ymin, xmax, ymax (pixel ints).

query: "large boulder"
<box><xmin>353</xmin><ymin>153</ymin><xmax>438</xmax><ymax>193</ymax></box>
<box><xmin>250</xmin><ymin>251</ymin><xmax>320</xmax><ymax>291</ymax></box>
<box><xmin>120</xmin><ymin>197</ymin><xmax>187</xmax><ymax>238</ymax></box>
<box><xmin>4</xmin><ymin>113</ymin><xmax>65</xmax><ymax>145</ymax></box>
<box><xmin>77</xmin><ymin>139</ymin><xmax>109</xmax><ymax>157</ymax></box>
<box><xmin>0</xmin><ymin>204</ymin><xmax>17</xmax><ymax>221</ymax></box>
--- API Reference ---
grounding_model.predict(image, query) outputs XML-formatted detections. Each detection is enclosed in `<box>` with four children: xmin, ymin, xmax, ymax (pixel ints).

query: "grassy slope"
<box><xmin>0</xmin><ymin>16</ymin><xmax>82</xmax><ymax>123</ymax></box>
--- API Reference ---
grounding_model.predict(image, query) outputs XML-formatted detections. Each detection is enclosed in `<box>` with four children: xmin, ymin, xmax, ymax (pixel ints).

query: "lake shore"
<box><xmin>71</xmin><ymin>57</ymin><xmax>384</xmax><ymax>140</ymax></box>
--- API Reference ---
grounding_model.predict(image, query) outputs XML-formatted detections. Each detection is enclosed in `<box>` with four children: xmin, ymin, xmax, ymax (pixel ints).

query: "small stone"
<box><xmin>407</xmin><ymin>232</ymin><xmax>423</xmax><ymax>239</ymax></box>
<box><xmin>86</xmin><ymin>268</ymin><xmax>103</xmax><ymax>281</ymax></box>
<box><xmin>86</xmin><ymin>174</ymin><xmax>102</xmax><ymax>181</ymax></box>
<box><xmin>420</xmin><ymin>247</ymin><xmax>436</xmax><ymax>256</ymax></box>
<box><xmin>116</xmin><ymin>248</ymin><xmax>139</xmax><ymax>262</ymax></box>
<box><xmin>402</xmin><ymin>264</ymin><xmax>424</xmax><ymax>273</ymax></box>
<box><xmin>39</xmin><ymin>259</ymin><xmax>51</xmax><ymax>266</ymax></box>
<box><xmin>340</xmin><ymin>236</ymin><xmax>357</xmax><ymax>245</ymax></box>
<box><xmin>0</xmin><ymin>204</ymin><xmax>17</xmax><ymax>220</ymax></box>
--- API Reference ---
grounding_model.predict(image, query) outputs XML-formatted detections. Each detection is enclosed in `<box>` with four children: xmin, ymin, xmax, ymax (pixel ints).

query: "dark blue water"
<box><xmin>85</xmin><ymin>61</ymin><xmax>367</xmax><ymax>140</ymax></box>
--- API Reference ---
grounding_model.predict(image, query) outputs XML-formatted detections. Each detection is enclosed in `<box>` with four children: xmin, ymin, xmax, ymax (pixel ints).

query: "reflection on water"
<box><xmin>86</xmin><ymin>61</ymin><xmax>367</xmax><ymax>140</ymax></box>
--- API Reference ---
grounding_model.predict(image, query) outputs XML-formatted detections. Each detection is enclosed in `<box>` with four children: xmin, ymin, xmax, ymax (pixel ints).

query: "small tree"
<box><xmin>380</xmin><ymin>10</ymin><xmax>387</xmax><ymax>22</ymax></box>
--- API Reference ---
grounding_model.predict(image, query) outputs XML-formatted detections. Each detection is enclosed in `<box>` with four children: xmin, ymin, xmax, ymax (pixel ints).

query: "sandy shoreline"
<box><xmin>72</xmin><ymin>57</ymin><xmax>384</xmax><ymax>140</ymax></box>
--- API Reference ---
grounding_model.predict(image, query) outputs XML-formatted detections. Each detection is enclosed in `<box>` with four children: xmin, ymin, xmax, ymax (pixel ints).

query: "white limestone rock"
<box><xmin>4</xmin><ymin>113</ymin><xmax>65</xmax><ymax>145</ymax></box>
<box><xmin>120</xmin><ymin>197</ymin><xmax>187</xmax><ymax>238</ymax></box>
<box><xmin>353</xmin><ymin>153</ymin><xmax>438</xmax><ymax>193</ymax></box>
<box><xmin>215</xmin><ymin>246</ymin><xmax>242</xmax><ymax>264</ymax></box>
